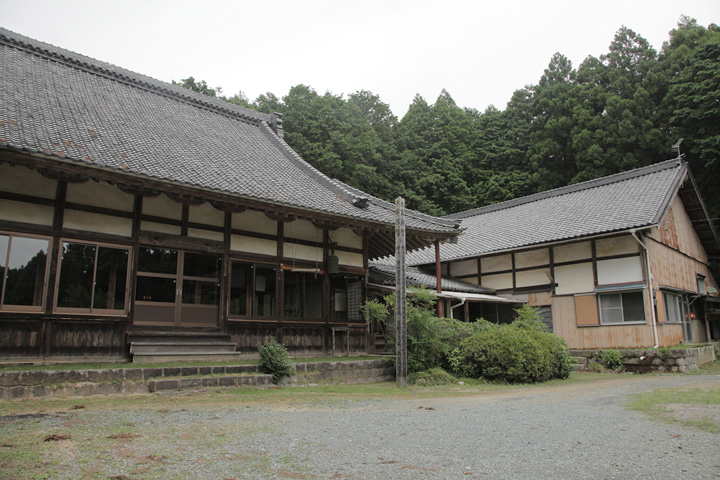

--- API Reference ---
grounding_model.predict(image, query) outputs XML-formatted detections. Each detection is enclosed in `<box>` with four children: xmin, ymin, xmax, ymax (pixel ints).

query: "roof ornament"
<box><xmin>672</xmin><ymin>138</ymin><xmax>685</xmax><ymax>164</ymax></box>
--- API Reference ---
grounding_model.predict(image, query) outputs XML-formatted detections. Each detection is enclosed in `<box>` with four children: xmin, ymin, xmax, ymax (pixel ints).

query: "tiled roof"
<box><xmin>0</xmin><ymin>27</ymin><xmax>458</xmax><ymax>237</ymax></box>
<box><xmin>405</xmin><ymin>160</ymin><xmax>688</xmax><ymax>265</ymax></box>
<box><xmin>369</xmin><ymin>261</ymin><xmax>493</xmax><ymax>294</ymax></box>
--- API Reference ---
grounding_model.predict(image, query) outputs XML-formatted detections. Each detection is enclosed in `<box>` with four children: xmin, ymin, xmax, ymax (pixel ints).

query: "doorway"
<box><xmin>134</xmin><ymin>247</ymin><xmax>221</xmax><ymax>327</ymax></box>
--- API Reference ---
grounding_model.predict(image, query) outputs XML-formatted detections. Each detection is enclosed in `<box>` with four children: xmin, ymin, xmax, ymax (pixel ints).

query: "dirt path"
<box><xmin>1</xmin><ymin>374</ymin><xmax>719</xmax><ymax>479</ymax></box>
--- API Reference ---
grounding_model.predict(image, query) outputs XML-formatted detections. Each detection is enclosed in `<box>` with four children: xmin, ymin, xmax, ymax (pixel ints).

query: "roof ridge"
<box><xmin>446</xmin><ymin>159</ymin><xmax>683</xmax><ymax>220</ymax></box>
<box><xmin>0</xmin><ymin>27</ymin><xmax>273</xmax><ymax>127</ymax></box>
<box><xmin>258</xmin><ymin>122</ymin><xmax>371</xmax><ymax>208</ymax></box>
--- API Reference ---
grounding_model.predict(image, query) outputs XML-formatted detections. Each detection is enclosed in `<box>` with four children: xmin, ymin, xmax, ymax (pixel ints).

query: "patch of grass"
<box><xmin>628</xmin><ymin>385</ymin><xmax>720</xmax><ymax>433</ymax></box>
<box><xmin>0</xmin><ymin>356</ymin><xmax>381</xmax><ymax>373</ymax></box>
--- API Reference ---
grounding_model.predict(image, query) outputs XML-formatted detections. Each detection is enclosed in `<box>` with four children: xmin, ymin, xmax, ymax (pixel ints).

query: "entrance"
<box><xmin>134</xmin><ymin>247</ymin><xmax>221</xmax><ymax>327</ymax></box>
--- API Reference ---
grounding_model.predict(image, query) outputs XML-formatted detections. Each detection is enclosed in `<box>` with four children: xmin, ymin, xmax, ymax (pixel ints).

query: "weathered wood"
<box><xmin>138</xmin><ymin>231</ymin><xmax>224</xmax><ymax>254</ymax></box>
<box><xmin>395</xmin><ymin>197</ymin><xmax>407</xmax><ymax>388</ymax></box>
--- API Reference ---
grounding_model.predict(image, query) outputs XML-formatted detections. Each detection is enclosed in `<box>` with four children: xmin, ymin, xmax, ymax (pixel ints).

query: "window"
<box><xmin>332</xmin><ymin>275</ymin><xmax>364</xmax><ymax>322</ymax></box>
<box><xmin>229</xmin><ymin>262</ymin><xmax>277</xmax><ymax>318</ymax></box>
<box><xmin>662</xmin><ymin>292</ymin><xmax>686</xmax><ymax>324</ymax></box>
<box><xmin>284</xmin><ymin>271</ymin><xmax>323</xmax><ymax>320</ymax></box>
<box><xmin>599</xmin><ymin>291</ymin><xmax>645</xmax><ymax>324</ymax></box>
<box><xmin>0</xmin><ymin>233</ymin><xmax>50</xmax><ymax>311</ymax></box>
<box><xmin>56</xmin><ymin>241</ymin><xmax>130</xmax><ymax>313</ymax></box>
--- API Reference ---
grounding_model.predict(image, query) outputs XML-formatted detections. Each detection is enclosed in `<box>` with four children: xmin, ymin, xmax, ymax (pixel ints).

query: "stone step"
<box><xmin>148</xmin><ymin>374</ymin><xmax>273</xmax><ymax>392</ymax></box>
<box><xmin>130</xmin><ymin>342</ymin><xmax>238</xmax><ymax>354</ymax></box>
<box><xmin>128</xmin><ymin>334</ymin><xmax>232</xmax><ymax>344</ymax></box>
<box><xmin>131</xmin><ymin>352</ymin><xmax>247</xmax><ymax>364</ymax></box>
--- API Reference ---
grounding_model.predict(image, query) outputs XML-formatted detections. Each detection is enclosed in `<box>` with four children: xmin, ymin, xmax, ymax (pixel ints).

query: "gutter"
<box><xmin>630</xmin><ymin>228</ymin><xmax>659</xmax><ymax>348</ymax></box>
<box><xmin>449</xmin><ymin>298</ymin><xmax>466</xmax><ymax>319</ymax></box>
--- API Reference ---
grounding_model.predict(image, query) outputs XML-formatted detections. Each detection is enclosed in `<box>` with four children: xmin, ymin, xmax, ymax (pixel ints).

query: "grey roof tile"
<box><xmin>406</xmin><ymin>160</ymin><xmax>687</xmax><ymax>265</ymax></box>
<box><xmin>0</xmin><ymin>27</ymin><xmax>457</xmax><ymax>235</ymax></box>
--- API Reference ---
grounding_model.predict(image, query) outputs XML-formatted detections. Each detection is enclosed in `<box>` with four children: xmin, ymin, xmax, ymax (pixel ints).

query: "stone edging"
<box><xmin>0</xmin><ymin>359</ymin><xmax>395</xmax><ymax>400</ymax></box>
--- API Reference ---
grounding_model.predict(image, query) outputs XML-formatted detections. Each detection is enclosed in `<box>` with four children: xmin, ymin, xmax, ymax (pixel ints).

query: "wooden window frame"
<box><xmin>53</xmin><ymin>239</ymin><xmax>132</xmax><ymax>315</ymax></box>
<box><xmin>598</xmin><ymin>290</ymin><xmax>646</xmax><ymax>325</ymax></box>
<box><xmin>228</xmin><ymin>260</ymin><xmax>280</xmax><ymax>321</ymax></box>
<box><xmin>0</xmin><ymin>231</ymin><xmax>52</xmax><ymax>313</ymax></box>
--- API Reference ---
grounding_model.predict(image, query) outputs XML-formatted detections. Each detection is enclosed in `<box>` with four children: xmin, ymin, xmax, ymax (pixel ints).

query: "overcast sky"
<box><xmin>1</xmin><ymin>1</ymin><xmax>718</xmax><ymax>117</ymax></box>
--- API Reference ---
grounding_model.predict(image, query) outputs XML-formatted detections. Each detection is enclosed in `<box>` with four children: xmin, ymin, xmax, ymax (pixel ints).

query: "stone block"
<box><xmin>198</xmin><ymin>366</ymin><xmax>213</xmax><ymax>375</ymax></box>
<box><xmin>218</xmin><ymin>377</ymin><xmax>237</xmax><ymax>387</ymax></box>
<box><xmin>53</xmin><ymin>370</ymin><xmax>88</xmax><ymax>384</ymax></box>
<box><xmin>180</xmin><ymin>378</ymin><xmax>201</xmax><ymax>389</ymax></box>
<box><xmin>123</xmin><ymin>369</ymin><xmax>144</xmax><ymax>381</ymax></box>
<box><xmin>148</xmin><ymin>379</ymin><xmax>180</xmax><ymax>392</ymax></box>
<box><xmin>87</xmin><ymin>369</ymin><xmax>123</xmax><ymax>383</ymax></box>
<box><xmin>95</xmin><ymin>382</ymin><xmax>123</xmax><ymax>396</ymax></box>
<box><xmin>76</xmin><ymin>382</ymin><xmax>97</xmax><ymax>397</ymax></box>
<box><xmin>201</xmin><ymin>377</ymin><xmax>219</xmax><ymax>387</ymax></box>
<box><xmin>163</xmin><ymin>367</ymin><xmax>182</xmax><ymax>377</ymax></box>
<box><xmin>211</xmin><ymin>366</ymin><xmax>227</xmax><ymax>375</ymax></box>
<box><xmin>8</xmin><ymin>385</ymin><xmax>30</xmax><ymax>399</ymax></box>
<box><xmin>0</xmin><ymin>372</ymin><xmax>21</xmax><ymax>387</ymax></box>
<box><xmin>18</xmin><ymin>370</ymin><xmax>47</xmax><ymax>386</ymax></box>
<box><xmin>143</xmin><ymin>368</ymin><xmax>163</xmax><ymax>380</ymax></box>
<box><xmin>180</xmin><ymin>367</ymin><xmax>199</xmax><ymax>376</ymax></box>
<box><xmin>30</xmin><ymin>384</ymin><xmax>53</xmax><ymax>398</ymax></box>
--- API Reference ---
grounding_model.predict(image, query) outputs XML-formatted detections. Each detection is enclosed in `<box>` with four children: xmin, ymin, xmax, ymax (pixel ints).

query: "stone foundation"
<box><xmin>571</xmin><ymin>345</ymin><xmax>717</xmax><ymax>373</ymax></box>
<box><xmin>0</xmin><ymin>358</ymin><xmax>395</xmax><ymax>400</ymax></box>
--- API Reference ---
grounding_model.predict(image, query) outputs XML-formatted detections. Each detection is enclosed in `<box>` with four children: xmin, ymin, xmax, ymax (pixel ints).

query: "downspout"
<box><xmin>449</xmin><ymin>298</ymin><xmax>466</xmax><ymax>319</ymax></box>
<box><xmin>630</xmin><ymin>229</ymin><xmax>659</xmax><ymax>348</ymax></box>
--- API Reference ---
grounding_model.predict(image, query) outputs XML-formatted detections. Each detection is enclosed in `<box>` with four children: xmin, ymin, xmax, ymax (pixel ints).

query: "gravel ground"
<box><xmin>2</xmin><ymin>374</ymin><xmax>719</xmax><ymax>479</ymax></box>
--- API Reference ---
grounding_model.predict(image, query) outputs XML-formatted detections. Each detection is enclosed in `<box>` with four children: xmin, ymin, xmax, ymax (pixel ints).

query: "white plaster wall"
<box><xmin>334</xmin><ymin>227</ymin><xmax>363</xmax><ymax>249</ymax></box>
<box><xmin>516</xmin><ymin>268</ymin><xmax>550</xmax><ymax>288</ymax></box>
<box><xmin>553</xmin><ymin>241</ymin><xmax>591</xmax><ymax>263</ymax></box>
<box><xmin>596</xmin><ymin>235</ymin><xmax>639</xmax><ymax>257</ymax></box>
<box><xmin>597</xmin><ymin>256</ymin><xmax>644</xmax><ymax>285</ymax></box>
<box><xmin>67</xmin><ymin>181</ymin><xmax>134</xmax><ymax>211</ymax></box>
<box><xmin>555</xmin><ymin>262</ymin><xmax>594</xmax><ymax>295</ymax></box>
<box><xmin>0</xmin><ymin>199</ymin><xmax>54</xmax><ymax>226</ymax></box>
<box><xmin>285</xmin><ymin>242</ymin><xmax>323</xmax><ymax>263</ymax></box>
<box><xmin>481</xmin><ymin>272</ymin><xmax>513</xmax><ymax>290</ymax></box>
<box><xmin>0</xmin><ymin>164</ymin><xmax>57</xmax><ymax>199</ymax></box>
<box><xmin>232</xmin><ymin>210</ymin><xmax>277</xmax><ymax>236</ymax></box>
<box><xmin>450</xmin><ymin>258</ymin><xmax>477</xmax><ymax>277</ymax></box>
<box><xmin>189</xmin><ymin>203</ymin><xmax>225</xmax><ymax>227</ymax></box>
<box><xmin>231</xmin><ymin>234</ymin><xmax>277</xmax><ymax>257</ymax></box>
<box><xmin>287</xmin><ymin>219</ymin><xmax>321</xmax><ymax>243</ymax></box>
<box><xmin>64</xmin><ymin>209</ymin><xmax>132</xmax><ymax>237</ymax></box>
<box><xmin>515</xmin><ymin>248</ymin><xmax>549</xmax><ymax>269</ymax></box>
<box><xmin>481</xmin><ymin>254</ymin><xmax>512</xmax><ymax>273</ymax></box>
<box><xmin>143</xmin><ymin>195</ymin><xmax>183</xmax><ymax>220</ymax></box>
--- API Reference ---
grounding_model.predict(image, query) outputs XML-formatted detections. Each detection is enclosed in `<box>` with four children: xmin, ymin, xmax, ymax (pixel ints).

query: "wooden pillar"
<box><xmin>435</xmin><ymin>239</ymin><xmax>444</xmax><ymax>318</ymax></box>
<box><xmin>395</xmin><ymin>197</ymin><xmax>407</xmax><ymax>388</ymax></box>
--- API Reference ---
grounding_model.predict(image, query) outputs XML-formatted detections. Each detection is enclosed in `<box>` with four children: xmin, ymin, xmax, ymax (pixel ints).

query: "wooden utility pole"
<box><xmin>395</xmin><ymin>197</ymin><xmax>407</xmax><ymax>387</ymax></box>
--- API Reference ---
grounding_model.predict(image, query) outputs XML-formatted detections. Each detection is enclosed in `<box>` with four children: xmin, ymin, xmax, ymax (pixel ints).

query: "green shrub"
<box><xmin>512</xmin><ymin>303</ymin><xmax>548</xmax><ymax>332</ymax></box>
<box><xmin>258</xmin><ymin>340</ymin><xmax>294</xmax><ymax>384</ymax></box>
<box><xmin>408</xmin><ymin>368</ymin><xmax>457</xmax><ymax>386</ymax></box>
<box><xmin>453</xmin><ymin>325</ymin><xmax>571</xmax><ymax>383</ymax></box>
<box><xmin>602</xmin><ymin>349</ymin><xmax>625</xmax><ymax>370</ymax></box>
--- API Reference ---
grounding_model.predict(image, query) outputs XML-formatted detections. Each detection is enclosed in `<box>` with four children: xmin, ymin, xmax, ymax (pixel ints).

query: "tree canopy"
<box><xmin>174</xmin><ymin>17</ymin><xmax>720</xmax><ymax>229</ymax></box>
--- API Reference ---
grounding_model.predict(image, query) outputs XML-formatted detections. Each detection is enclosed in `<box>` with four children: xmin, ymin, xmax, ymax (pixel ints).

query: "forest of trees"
<box><xmin>177</xmin><ymin>17</ymin><xmax>719</xmax><ymax>227</ymax></box>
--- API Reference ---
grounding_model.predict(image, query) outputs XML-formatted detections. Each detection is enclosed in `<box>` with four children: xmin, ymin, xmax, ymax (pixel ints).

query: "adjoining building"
<box><xmin>0</xmin><ymin>28</ymin><xmax>461</xmax><ymax>362</ymax></box>
<box><xmin>405</xmin><ymin>159</ymin><xmax>720</xmax><ymax>349</ymax></box>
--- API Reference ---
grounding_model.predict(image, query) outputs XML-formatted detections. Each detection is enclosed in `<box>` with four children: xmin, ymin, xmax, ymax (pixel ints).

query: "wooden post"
<box><xmin>395</xmin><ymin>197</ymin><xmax>407</xmax><ymax>387</ymax></box>
<box><xmin>435</xmin><ymin>239</ymin><xmax>444</xmax><ymax>318</ymax></box>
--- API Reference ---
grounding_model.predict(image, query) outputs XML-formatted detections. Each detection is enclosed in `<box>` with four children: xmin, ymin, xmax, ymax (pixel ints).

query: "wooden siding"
<box><xmin>0</xmin><ymin>161</ymin><xmax>375</xmax><ymax>359</ymax></box>
<box><xmin>547</xmin><ymin>295</ymin><xmax>683</xmax><ymax>349</ymax></box>
<box><xmin>647</xmin><ymin>196</ymin><xmax>718</xmax><ymax>293</ymax></box>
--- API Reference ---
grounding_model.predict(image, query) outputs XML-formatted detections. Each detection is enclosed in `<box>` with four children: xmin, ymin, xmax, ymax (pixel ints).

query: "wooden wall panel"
<box><xmin>575</xmin><ymin>295</ymin><xmax>599</xmax><ymax>326</ymax></box>
<box><xmin>0</xmin><ymin>319</ymin><xmax>43</xmax><ymax>357</ymax></box>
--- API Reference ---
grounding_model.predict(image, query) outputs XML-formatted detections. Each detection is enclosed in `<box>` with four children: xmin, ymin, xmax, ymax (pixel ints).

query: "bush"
<box><xmin>258</xmin><ymin>340</ymin><xmax>294</xmax><ymax>384</ymax></box>
<box><xmin>453</xmin><ymin>325</ymin><xmax>571</xmax><ymax>383</ymax></box>
<box><xmin>512</xmin><ymin>303</ymin><xmax>548</xmax><ymax>332</ymax></box>
<box><xmin>601</xmin><ymin>349</ymin><xmax>625</xmax><ymax>371</ymax></box>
